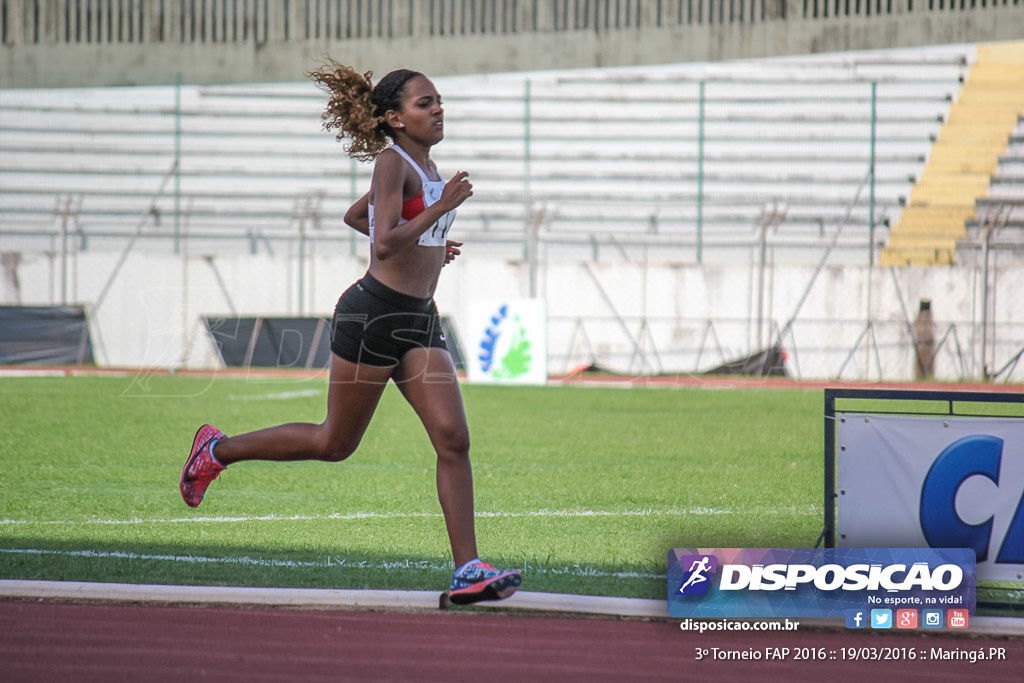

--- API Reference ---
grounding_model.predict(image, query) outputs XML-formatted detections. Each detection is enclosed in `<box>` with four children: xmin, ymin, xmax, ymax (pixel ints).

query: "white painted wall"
<box><xmin>5</xmin><ymin>245</ymin><xmax>1021</xmax><ymax>383</ymax></box>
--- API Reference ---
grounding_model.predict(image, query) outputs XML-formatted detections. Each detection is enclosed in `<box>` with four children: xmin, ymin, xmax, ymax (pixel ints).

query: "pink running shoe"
<box><xmin>448</xmin><ymin>561</ymin><xmax>522</xmax><ymax>605</ymax></box>
<box><xmin>180</xmin><ymin>424</ymin><xmax>226</xmax><ymax>508</ymax></box>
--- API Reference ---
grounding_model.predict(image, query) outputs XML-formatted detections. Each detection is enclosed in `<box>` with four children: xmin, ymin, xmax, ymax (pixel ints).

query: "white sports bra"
<box><xmin>368</xmin><ymin>144</ymin><xmax>456</xmax><ymax>248</ymax></box>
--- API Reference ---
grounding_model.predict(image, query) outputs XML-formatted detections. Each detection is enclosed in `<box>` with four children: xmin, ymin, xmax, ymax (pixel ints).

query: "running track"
<box><xmin>4</xmin><ymin>369</ymin><xmax>1021</xmax><ymax>680</ymax></box>
<box><xmin>2</xmin><ymin>600</ymin><xmax>1022</xmax><ymax>682</ymax></box>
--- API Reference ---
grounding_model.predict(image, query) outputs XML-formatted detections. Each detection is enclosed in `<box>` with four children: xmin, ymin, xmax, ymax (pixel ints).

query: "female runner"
<box><xmin>180</xmin><ymin>60</ymin><xmax>521</xmax><ymax>605</ymax></box>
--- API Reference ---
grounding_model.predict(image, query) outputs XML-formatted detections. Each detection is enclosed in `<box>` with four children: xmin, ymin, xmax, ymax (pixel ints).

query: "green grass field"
<box><xmin>0</xmin><ymin>373</ymin><xmax>1018</xmax><ymax>613</ymax></box>
<box><xmin>0</xmin><ymin>373</ymin><xmax>823</xmax><ymax>599</ymax></box>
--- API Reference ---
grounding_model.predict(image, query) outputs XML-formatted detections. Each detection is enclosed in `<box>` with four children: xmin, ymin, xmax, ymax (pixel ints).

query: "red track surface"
<box><xmin>2</xmin><ymin>601</ymin><xmax>1022</xmax><ymax>683</ymax></box>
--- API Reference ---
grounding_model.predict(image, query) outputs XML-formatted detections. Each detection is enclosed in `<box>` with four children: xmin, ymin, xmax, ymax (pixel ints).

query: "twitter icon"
<box><xmin>870</xmin><ymin>609</ymin><xmax>892</xmax><ymax>629</ymax></box>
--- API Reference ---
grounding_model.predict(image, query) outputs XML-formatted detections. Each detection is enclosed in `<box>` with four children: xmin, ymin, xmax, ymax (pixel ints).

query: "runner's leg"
<box><xmin>212</xmin><ymin>354</ymin><xmax>393</xmax><ymax>465</ymax></box>
<box><xmin>392</xmin><ymin>347</ymin><xmax>478</xmax><ymax>566</ymax></box>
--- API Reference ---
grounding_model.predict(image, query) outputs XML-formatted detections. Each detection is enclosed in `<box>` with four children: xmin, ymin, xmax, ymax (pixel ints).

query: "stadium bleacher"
<box><xmin>964</xmin><ymin>116</ymin><xmax>1024</xmax><ymax>245</ymax></box>
<box><xmin>883</xmin><ymin>41</ymin><xmax>1024</xmax><ymax>266</ymax></box>
<box><xmin>0</xmin><ymin>45</ymin><xmax>976</xmax><ymax>264</ymax></box>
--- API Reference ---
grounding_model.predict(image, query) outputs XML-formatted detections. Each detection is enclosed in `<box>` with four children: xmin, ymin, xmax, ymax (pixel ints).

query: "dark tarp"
<box><xmin>205</xmin><ymin>317</ymin><xmax>332</xmax><ymax>369</ymax></box>
<box><xmin>0</xmin><ymin>306</ymin><xmax>95</xmax><ymax>365</ymax></box>
<box><xmin>204</xmin><ymin>315</ymin><xmax>465</xmax><ymax>370</ymax></box>
<box><xmin>702</xmin><ymin>345</ymin><xmax>789</xmax><ymax>377</ymax></box>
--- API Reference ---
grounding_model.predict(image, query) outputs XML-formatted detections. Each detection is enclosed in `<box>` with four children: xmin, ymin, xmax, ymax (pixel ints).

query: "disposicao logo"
<box><xmin>667</xmin><ymin>548</ymin><xmax>975</xmax><ymax>619</ymax></box>
<box><xmin>676</xmin><ymin>555</ymin><xmax>718</xmax><ymax>596</ymax></box>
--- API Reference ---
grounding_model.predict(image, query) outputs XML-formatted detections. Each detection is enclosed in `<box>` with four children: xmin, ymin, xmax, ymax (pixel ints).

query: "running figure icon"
<box><xmin>678</xmin><ymin>556</ymin><xmax>712</xmax><ymax>594</ymax></box>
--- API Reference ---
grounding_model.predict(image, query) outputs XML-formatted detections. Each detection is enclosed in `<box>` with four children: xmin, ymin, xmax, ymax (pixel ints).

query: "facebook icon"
<box><xmin>845</xmin><ymin>609</ymin><xmax>867</xmax><ymax>629</ymax></box>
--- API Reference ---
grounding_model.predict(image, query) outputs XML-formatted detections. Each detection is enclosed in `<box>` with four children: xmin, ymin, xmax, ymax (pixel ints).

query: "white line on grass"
<box><xmin>0</xmin><ymin>547</ymin><xmax>663</xmax><ymax>580</ymax></box>
<box><xmin>0</xmin><ymin>506</ymin><xmax>818</xmax><ymax>527</ymax></box>
<box><xmin>227</xmin><ymin>388</ymin><xmax>325</xmax><ymax>401</ymax></box>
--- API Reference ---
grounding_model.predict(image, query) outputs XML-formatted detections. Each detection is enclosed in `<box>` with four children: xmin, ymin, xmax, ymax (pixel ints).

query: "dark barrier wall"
<box><xmin>205</xmin><ymin>317</ymin><xmax>333</xmax><ymax>370</ymax></box>
<box><xmin>703</xmin><ymin>345</ymin><xmax>789</xmax><ymax>377</ymax></box>
<box><xmin>0</xmin><ymin>306</ymin><xmax>95</xmax><ymax>365</ymax></box>
<box><xmin>205</xmin><ymin>316</ymin><xmax>465</xmax><ymax>370</ymax></box>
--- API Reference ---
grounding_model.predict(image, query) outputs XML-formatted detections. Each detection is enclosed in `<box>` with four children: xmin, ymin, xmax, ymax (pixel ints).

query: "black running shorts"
<box><xmin>330</xmin><ymin>272</ymin><xmax>448</xmax><ymax>367</ymax></box>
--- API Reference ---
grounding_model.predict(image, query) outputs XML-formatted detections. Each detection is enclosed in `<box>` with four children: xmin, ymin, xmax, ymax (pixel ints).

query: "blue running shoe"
<box><xmin>449</xmin><ymin>561</ymin><xmax>522</xmax><ymax>605</ymax></box>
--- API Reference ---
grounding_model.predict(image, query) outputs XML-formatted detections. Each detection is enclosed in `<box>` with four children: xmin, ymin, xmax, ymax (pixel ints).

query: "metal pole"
<box><xmin>779</xmin><ymin>168</ymin><xmax>872</xmax><ymax>340</ymax></box>
<box><xmin>581</xmin><ymin>261</ymin><xmax>645</xmax><ymax>368</ymax></box>
<box><xmin>180</xmin><ymin>203</ymin><xmax>189</xmax><ymax>369</ymax></box>
<box><xmin>823</xmin><ymin>389</ymin><xmax>837</xmax><ymax>548</ymax></box>
<box><xmin>59</xmin><ymin>196</ymin><xmax>70</xmax><ymax>305</ymax></box>
<box><xmin>523</xmin><ymin>78</ymin><xmax>532</xmax><ymax>268</ymax></box>
<box><xmin>298</xmin><ymin>201</ymin><xmax>306</xmax><ymax>316</ymax></box>
<box><xmin>980</xmin><ymin>206</ymin><xmax>1010</xmax><ymax>381</ymax></box>
<box><xmin>757</xmin><ymin>218</ymin><xmax>768</xmax><ymax>349</ymax></box>
<box><xmin>981</xmin><ymin>224</ymin><xmax>993</xmax><ymax>380</ymax></box>
<box><xmin>697</xmin><ymin>80</ymin><xmax>705</xmax><ymax>264</ymax></box>
<box><xmin>95</xmin><ymin>162</ymin><xmax>178</xmax><ymax>310</ymax></box>
<box><xmin>174</xmin><ymin>74</ymin><xmax>182</xmax><ymax>255</ymax></box>
<box><xmin>527</xmin><ymin>211</ymin><xmax>540</xmax><ymax>298</ymax></box>
<box><xmin>866</xmin><ymin>83</ymin><xmax>878</xmax><ymax>377</ymax></box>
<box><xmin>865</xmin><ymin>263</ymin><xmax>874</xmax><ymax>379</ymax></box>
<box><xmin>869</xmin><ymin>81</ymin><xmax>876</xmax><ymax>268</ymax></box>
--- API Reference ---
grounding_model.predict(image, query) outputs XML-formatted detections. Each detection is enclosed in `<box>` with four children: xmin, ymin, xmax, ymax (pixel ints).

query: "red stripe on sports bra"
<box><xmin>401</xmin><ymin>192</ymin><xmax>425</xmax><ymax>221</ymax></box>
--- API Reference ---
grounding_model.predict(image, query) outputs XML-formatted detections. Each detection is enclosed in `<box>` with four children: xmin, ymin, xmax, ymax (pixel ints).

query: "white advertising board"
<box><xmin>465</xmin><ymin>299</ymin><xmax>547</xmax><ymax>385</ymax></box>
<box><xmin>837</xmin><ymin>414</ymin><xmax>1024</xmax><ymax>582</ymax></box>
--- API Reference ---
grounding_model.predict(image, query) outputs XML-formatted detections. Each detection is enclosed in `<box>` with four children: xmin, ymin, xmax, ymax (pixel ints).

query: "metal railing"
<box><xmin>2</xmin><ymin>0</ymin><xmax>1020</xmax><ymax>47</ymax></box>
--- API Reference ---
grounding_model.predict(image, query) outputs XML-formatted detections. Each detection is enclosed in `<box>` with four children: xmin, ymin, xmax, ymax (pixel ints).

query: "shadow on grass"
<box><xmin>0</xmin><ymin>538</ymin><xmax>666</xmax><ymax>600</ymax></box>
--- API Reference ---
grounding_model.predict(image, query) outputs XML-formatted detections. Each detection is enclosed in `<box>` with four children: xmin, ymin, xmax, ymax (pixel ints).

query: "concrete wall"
<box><xmin>3</xmin><ymin>1</ymin><xmax>1022</xmax><ymax>87</ymax></box>
<box><xmin>4</xmin><ymin>244</ymin><xmax>1022</xmax><ymax>383</ymax></box>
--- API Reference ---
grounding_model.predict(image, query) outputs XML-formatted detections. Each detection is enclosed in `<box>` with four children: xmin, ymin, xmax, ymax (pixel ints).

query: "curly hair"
<box><xmin>307</xmin><ymin>59</ymin><xmax>423</xmax><ymax>162</ymax></box>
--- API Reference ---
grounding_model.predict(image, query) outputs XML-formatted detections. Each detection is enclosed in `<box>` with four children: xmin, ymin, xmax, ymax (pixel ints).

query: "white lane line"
<box><xmin>0</xmin><ymin>506</ymin><xmax>817</xmax><ymax>527</ymax></box>
<box><xmin>0</xmin><ymin>547</ymin><xmax>663</xmax><ymax>580</ymax></box>
<box><xmin>227</xmin><ymin>388</ymin><xmax>324</xmax><ymax>401</ymax></box>
<box><xmin>0</xmin><ymin>580</ymin><xmax>672</xmax><ymax>618</ymax></box>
